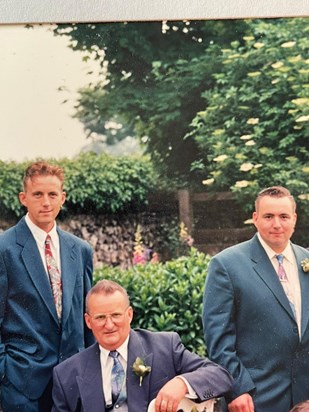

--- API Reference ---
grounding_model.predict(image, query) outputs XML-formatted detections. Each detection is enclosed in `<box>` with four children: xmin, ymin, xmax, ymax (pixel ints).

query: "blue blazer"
<box><xmin>51</xmin><ymin>329</ymin><xmax>233</xmax><ymax>412</ymax></box>
<box><xmin>0</xmin><ymin>217</ymin><xmax>94</xmax><ymax>400</ymax></box>
<box><xmin>203</xmin><ymin>234</ymin><xmax>309</xmax><ymax>412</ymax></box>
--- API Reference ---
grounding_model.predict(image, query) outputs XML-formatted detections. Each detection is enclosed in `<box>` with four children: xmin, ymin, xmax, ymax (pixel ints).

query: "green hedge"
<box><xmin>94</xmin><ymin>247</ymin><xmax>210</xmax><ymax>356</ymax></box>
<box><xmin>0</xmin><ymin>153</ymin><xmax>160</xmax><ymax>217</ymax></box>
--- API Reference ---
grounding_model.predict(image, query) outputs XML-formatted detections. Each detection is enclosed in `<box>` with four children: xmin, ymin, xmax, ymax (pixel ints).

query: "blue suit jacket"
<box><xmin>51</xmin><ymin>329</ymin><xmax>233</xmax><ymax>412</ymax></box>
<box><xmin>0</xmin><ymin>217</ymin><xmax>94</xmax><ymax>400</ymax></box>
<box><xmin>203</xmin><ymin>234</ymin><xmax>309</xmax><ymax>412</ymax></box>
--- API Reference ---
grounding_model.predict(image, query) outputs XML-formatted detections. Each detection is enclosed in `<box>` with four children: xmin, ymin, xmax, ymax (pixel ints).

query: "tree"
<box><xmin>54</xmin><ymin>20</ymin><xmax>249</xmax><ymax>182</ymax></box>
<box><xmin>185</xmin><ymin>18</ymin><xmax>309</xmax><ymax>213</ymax></box>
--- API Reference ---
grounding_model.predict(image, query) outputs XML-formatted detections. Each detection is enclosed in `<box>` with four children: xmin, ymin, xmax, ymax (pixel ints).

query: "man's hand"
<box><xmin>228</xmin><ymin>393</ymin><xmax>254</xmax><ymax>412</ymax></box>
<box><xmin>155</xmin><ymin>377</ymin><xmax>187</xmax><ymax>412</ymax></box>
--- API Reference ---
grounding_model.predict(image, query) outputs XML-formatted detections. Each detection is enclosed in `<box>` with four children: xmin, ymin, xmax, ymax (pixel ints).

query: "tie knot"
<box><xmin>109</xmin><ymin>350</ymin><xmax>119</xmax><ymax>359</ymax></box>
<box><xmin>45</xmin><ymin>234</ymin><xmax>51</xmax><ymax>245</ymax></box>
<box><xmin>276</xmin><ymin>254</ymin><xmax>284</xmax><ymax>265</ymax></box>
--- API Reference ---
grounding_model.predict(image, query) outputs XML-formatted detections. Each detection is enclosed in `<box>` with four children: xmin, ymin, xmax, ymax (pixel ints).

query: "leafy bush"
<box><xmin>0</xmin><ymin>153</ymin><xmax>159</xmax><ymax>217</ymax></box>
<box><xmin>94</xmin><ymin>247</ymin><xmax>210</xmax><ymax>356</ymax></box>
<box><xmin>0</xmin><ymin>160</ymin><xmax>26</xmax><ymax>218</ymax></box>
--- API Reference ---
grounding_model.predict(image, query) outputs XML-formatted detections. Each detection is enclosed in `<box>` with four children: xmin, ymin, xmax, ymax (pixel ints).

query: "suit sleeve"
<box><xmin>202</xmin><ymin>256</ymin><xmax>255</xmax><ymax>401</ymax></box>
<box><xmin>171</xmin><ymin>332</ymin><xmax>233</xmax><ymax>401</ymax></box>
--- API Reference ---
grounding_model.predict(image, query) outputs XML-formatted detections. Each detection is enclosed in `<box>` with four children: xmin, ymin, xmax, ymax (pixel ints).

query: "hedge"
<box><xmin>0</xmin><ymin>153</ymin><xmax>163</xmax><ymax>218</ymax></box>
<box><xmin>94</xmin><ymin>247</ymin><xmax>211</xmax><ymax>356</ymax></box>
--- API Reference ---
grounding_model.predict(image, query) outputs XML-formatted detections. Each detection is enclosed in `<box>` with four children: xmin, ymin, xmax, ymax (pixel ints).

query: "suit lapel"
<box><xmin>77</xmin><ymin>344</ymin><xmax>106</xmax><ymax>412</ymax></box>
<box><xmin>127</xmin><ymin>330</ymin><xmax>153</xmax><ymax>412</ymax></box>
<box><xmin>250</xmin><ymin>235</ymin><xmax>296</xmax><ymax>321</ymax></box>
<box><xmin>58</xmin><ymin>229</ymin><xmax>79</xmax><ymax>327</ymax></box>
<box><xmin>17</xmin><ymin>218</ymin><xmax>59</xmax><ymax>323</ymax></box>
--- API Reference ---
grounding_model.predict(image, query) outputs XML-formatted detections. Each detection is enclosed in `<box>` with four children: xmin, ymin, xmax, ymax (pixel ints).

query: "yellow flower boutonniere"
<box><xmin>301</xmin><ymin>258</ymin><xmax>309</xmax><ymax>273</ymax></box>
<box><xmin>132</xmin><ymin>357</ymin><xmax>151</xmax><ymax>386</ymax></box>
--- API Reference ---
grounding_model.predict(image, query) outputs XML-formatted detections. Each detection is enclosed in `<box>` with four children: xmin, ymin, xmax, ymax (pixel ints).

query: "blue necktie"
<box><xmin>109</xmin><ymin>350</ymin><xmax>126</xmax><ymax>407</ymax></box>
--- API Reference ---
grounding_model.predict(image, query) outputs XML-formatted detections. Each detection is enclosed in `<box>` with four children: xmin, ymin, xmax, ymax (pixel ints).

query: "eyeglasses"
<box><xmin>88</xmin><ymin>308</ymin><xmax>129</xmax><ymax>326</ymax></box>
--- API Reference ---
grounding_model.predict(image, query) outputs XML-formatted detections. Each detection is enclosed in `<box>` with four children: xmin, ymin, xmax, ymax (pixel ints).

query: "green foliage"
<box><xmin>61</xmin><ymin>152</ymin><xmax>156</xmax><ymax>214</ymax></box>
<box><xmin>94</xmin><ymin>247</ymin><xmax>210</xmax><ymax>356</ymax></box>
<box><xmin>0</xmin><ymin>153</ymin><xmax>158</xmax><ymax>217</ymax></box>
<box><xmin>186</xmin><ymin>18</ymin><xmax>309</xmax><ymax>214</ymax></box>
<box><xmin>54</xmin><ymin>20</ymin><xmax>249</xmax><ymax>181</ymax></box>
<box><xmin>0</xmin><ymin>160</ymin><xmax>26</xmax><ymax>218</ymax></box>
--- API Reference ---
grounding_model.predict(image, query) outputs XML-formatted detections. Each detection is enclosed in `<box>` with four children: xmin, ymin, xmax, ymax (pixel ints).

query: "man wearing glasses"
<box><xmin>51</xmin><ymin>279</ymin><xmax>233</xmax><ymax>412</ymax></box>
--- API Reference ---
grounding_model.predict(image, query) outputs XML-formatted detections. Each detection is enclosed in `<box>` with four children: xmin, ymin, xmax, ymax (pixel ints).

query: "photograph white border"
<box><xmin>0</xmin><ymin>0</ymin><xmax>308</xmax><ymax>24</ymax></box>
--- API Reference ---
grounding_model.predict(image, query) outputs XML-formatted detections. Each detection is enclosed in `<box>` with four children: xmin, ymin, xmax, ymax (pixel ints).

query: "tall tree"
<box><xmin>54</xmin><ymin>20</ymin><xmax>249</xmax><ymax>181</ymax></box>
<box><xmin>186</xmin><ymin>18</ymin><xmax>308</xmax><ymax>211</ymax></box>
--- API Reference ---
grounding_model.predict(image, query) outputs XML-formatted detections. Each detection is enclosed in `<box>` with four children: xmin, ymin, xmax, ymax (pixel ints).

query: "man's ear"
<box><xmin>128</xmin><ymin>306</ymin><xmax>134</xmax><ymax>325</ymax></box>
<box><xmin>61</xmin><ymin>191</ymin><xmax>66</xmax><ymax>205</ymax></box>
<box><xmin>84</xmin><ymin>313</ymin><xmax>92</xmax><ymax>330</ymax></box>
<box><xmin>19</xmin><ymin>192</ymin><xmax>27</xmax><ymax>207</ymax></box>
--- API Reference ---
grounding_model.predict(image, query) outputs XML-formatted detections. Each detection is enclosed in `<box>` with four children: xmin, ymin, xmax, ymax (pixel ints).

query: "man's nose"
<box><xmin>42</xmin><ymin>195</ymin><xmax>51</xmax><ymax>205</ymax></box>
<box><xmin>104</xmin><ymin>316</ymin><xmax>115</xmax><ymax>328</ymax></box>
<box><xmin>273</xmin><ymin>216</ymin><xmax>282</xmax><ymax>227</ymax></box>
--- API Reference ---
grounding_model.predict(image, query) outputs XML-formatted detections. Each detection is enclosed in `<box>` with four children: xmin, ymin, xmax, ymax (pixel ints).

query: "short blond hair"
<box><xmin>23</xmin><ymin>161</ymin><xmax>64</xmax><ymax>191</ymax></box>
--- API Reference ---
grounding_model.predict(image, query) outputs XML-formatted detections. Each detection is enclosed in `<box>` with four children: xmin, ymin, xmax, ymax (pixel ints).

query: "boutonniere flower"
<box><xmin>301</xmin><ymin>258</ymin><xmax>309</xmax><ymax>273</ymax></box>
<box><xmin>132</xmin><ymin>357</ymin><xmax>151</xmax><ymax>386</ymax></box>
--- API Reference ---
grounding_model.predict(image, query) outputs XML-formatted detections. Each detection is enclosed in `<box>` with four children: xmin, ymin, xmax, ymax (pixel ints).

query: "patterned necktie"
<box><xmin>275</xmin><ymin>254</ymin><xmax>296</xmax><ymax>317</ymax></box>
<box><xmin>45</xmin><ymin>235</ymin><xmax>62</xmax><ymax>320</ymax></box>
<box><xmin>276</xmin><ymin>254</ymin><xmax>288</xmax><ymax>281</ymax></box>
<box><xmin>109</xmin><ymin>350</ymin><xmax>126</xmax><ymax>407</ymax></box>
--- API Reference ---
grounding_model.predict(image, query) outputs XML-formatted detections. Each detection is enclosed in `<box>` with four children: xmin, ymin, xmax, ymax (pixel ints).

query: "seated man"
<box><xmin>52</xmin><ymin>279</ymin><xmax>233</xmax><ymax>412</ymax></box>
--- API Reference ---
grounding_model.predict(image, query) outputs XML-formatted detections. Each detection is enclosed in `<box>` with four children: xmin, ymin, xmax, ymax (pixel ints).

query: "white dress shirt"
<box><xmin>100</xmin><ymin>338</ymin><xmax>129</xmax><ymax>412</ymax></box>
<box><xmin>99</xmin><ymin>336</ymin><xmax>197</xmax><ymax>411</ymax></box>
<box><xmin>257</xmin><ymin>233</ymin><xmax>301</xmax><ymax>335</ymax></box>
<box><xmin>25</xmin><ymin>213</ymin><xmax>61</xmax><ymax>274</ymax></box>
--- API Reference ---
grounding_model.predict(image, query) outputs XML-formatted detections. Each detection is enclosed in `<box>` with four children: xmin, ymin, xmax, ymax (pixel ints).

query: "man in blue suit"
<box><xmin>0</xmin><ymin>161</ymin><xmax>94</xmax><ymax>411</ymax></box>
<box><xmin>203</xmin><ymin>186</ymin><xmax>309</xmax><ymax>412</ymax></box>
<box><xmin>52</xmin><ymin>279</ymin><xmax>233</xmax><ymax>412</ymax></box>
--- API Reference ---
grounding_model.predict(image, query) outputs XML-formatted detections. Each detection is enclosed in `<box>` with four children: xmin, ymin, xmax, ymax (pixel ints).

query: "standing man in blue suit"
<box><xmin>52</xmin><ymin>279</ymin><xmax>233</xmax><ymax>412</ymax></box>
<box><xmin>203</xmin><ymin>186</ymin><xmax>309</xmax><ymax>412</ymax></box>
<box><xmin>0</xmin><ymin>161</ymin><xmax>94</xmax><ymax>411</ymax></box>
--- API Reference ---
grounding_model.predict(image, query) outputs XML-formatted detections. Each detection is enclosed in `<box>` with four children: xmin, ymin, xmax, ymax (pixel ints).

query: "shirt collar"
<box><xmin>257</xmin><ymin>232</ymin><xmax>293</xmax><ymax>263</ymax></box>
<box><xmin>100</xmin><ymin>335</ymin><xmax>129</xmax><ymax>365</ymax></box>
<box><xmin>25</xmin><ymin>213</ymin><xmax>58</xmax><ymax>247</ymax></box>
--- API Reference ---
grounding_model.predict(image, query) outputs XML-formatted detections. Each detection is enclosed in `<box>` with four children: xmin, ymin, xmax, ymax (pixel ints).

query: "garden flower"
<box><xmin>245</xmin><ymin>140</ymin><xmax>256</xmax><ymax>146</ymax></box>
<box><xmin>235</xmin><ymin>180</ymin><xmax>250</xmax><ymax>188</ymax></box>
<box><xmin>132</xmin><ymin>357</ymin><xmax>151</xmax><ymax>386</ymax></box>
<box><xmin>247</xmin><ymin>118</ymin><xmax>259</xmax><ymax>125</ymax></box>
<box><xmin>295</xmin><ymin>115</ymin><xmax>309</xmax><ymax>122</ymax></box>
<box><xmin>240</xmin><ymin>163</ymin><xmax>254</xmax><ymax>172</ymax></box>
<box><xmin>180</xmin><ymin>222</ymin><xmax>194</xmax><ymax>247</ymax></box>
<box><xmin>213</xmin><ymin>154</ymin><xmax>228</xmax><ymax>162</ymax></box>
<box><xmin>202</xmin><ymin>178</ymin><xmax>215</xmax><ymax>185</ymax></box>
<box><xmin>281</xmin><ymin>41</ymin><xmax>296</xmax><ymax>48</ymax></box>
<box><xmin>271</xmin><ymin>62</ymin><xmax>284</xmax><ymax>69</ymax></box>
